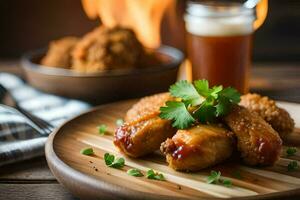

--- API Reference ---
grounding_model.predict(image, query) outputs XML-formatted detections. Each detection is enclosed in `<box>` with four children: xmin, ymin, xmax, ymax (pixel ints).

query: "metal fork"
<box><xmin>0</xmin><ymin>84</ymin><xmax>55</xmax><ymax>135</ymax></box>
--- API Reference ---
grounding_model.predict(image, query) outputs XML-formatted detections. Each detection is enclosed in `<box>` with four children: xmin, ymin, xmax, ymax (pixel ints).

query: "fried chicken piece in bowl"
<box><xmin>41</xmin><ymin>37</ymin><xmax>79</xmax><ymax>69</ymax></box>
<box><xmin>71</xmin><ymin>27</ymin><xmax>146</xmax><ymax>73</ymax></box>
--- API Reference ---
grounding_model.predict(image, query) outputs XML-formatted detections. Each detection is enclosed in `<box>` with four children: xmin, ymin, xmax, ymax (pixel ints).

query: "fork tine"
<box><xmin>18</xmin><ymin>106</ymin><xmax>54</xmax><ymax>129</ymax></box>
<box><xmin>0</xmin><ymin>83</ymin><xmax>55</xmax><ymax>135</ymax></box>
<box><xmin>17</xmin><ymin>107</ymin><xmax>54</xmax><ymax>135</ymax></box>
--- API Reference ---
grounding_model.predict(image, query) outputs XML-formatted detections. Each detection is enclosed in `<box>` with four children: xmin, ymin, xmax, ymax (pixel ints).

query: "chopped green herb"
<box><xmin>98</xmin><ymin>124</ymin><xmax>107</xmax><ymax>135</ymax></box>
<box><xmin>104</xmin><ymin>153</ymin><xmax>115</xmax><ymax>165</ymax></box>
<box><xmin>110</xmin><ymin>158</ymin><xmax>125</xmax><ymax>168</ymax></box>
<box><xmin>160</xmin><ymin>79</ymin><xmax>241</xmax><ymax>129</ymax></box>
<box><xmin>207</xmin><ymin>170</ymin><xmax>221</xmax><ymax>184</ymax></box>
<box><xmin>104</xmin><ymin>153</ymin><xmax>125</xmax><ymax>169</ymax></box>
<box><xmin>170</xmin><ymin>80</ymin><xmax>204</xmax><ymax>106</ymax></box>
<box><xmin>222</xmin><ymin>179</ymin><xmax>232</xmax><ymax>187</ymax></box>
<box><xmin>80</xmin><ymin>147</ymin><xmax>94</xmax><ymax>155</ymax></box>
<box><xmin>127</xmin><ymin>169</ymin><xmax>144</xmax><ymax>177</ymax></box>
<box><xmin>116</xmin><ymin>119</ymin><xmax>124</xmax><ymax>126</ymax></box>
<box><xmin>232</xmin><ymin>171</ymin><xmax>242</xmax><ymax>179</ymax></box>
<box><xmin>207</xmin><ymin>171</ymin><xmax>233</xmax><ymax>187</ymax></box>
<box><xmin>160</xmin><ymin>101</ymin><xmax>195</xmax><ymax>129</ymax></box>
<box><xmin>146</xmin><ymin>169</ymin><xmax>165</xmax><ymax>181</ymax></box>
<box><xmin>288</xmin><ymin>161</ymin><xmax>299</xmax><ymax>171</ymax></box>
<box><xmin>286</xmin><ymin>147</ymin><xmax>297</xmax><ymax>156</ymax></box>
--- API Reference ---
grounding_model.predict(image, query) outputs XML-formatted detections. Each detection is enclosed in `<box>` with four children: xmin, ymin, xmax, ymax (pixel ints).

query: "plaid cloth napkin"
<box><xmin>0</xmin><ymin>73</ymin><xmax>90</xmax><ymax>166</ymax></box>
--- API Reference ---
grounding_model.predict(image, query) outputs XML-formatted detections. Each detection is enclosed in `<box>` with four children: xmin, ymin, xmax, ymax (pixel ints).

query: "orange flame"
<box><xmin>254</xmin><ymin>0</ymin><xmax>268</xmax><ymax>30</ymax></box>
<box><xmin>81</xmin><ymin>0</ymin><xmax>174</xmax><ymax>49</ymax></box>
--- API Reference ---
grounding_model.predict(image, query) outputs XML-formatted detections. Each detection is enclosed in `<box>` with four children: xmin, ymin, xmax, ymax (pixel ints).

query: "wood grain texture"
<box><xmin>0</xmin><ymin>184</ymin><xmax>75</xmax><ymax>200</ymax></box>
<box><xmin>0</xmin><ymin>157</ymin><xmax>55</xmax><ymax>181</ymax></box>
<box><xmin>46</xmin><ymin>99</ymin><xmax>300</xmax><ymax>200</ymax></box>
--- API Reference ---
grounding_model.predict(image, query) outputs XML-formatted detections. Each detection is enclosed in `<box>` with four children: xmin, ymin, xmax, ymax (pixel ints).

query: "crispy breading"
<box><xmin>41</xmin><ymin>37</ymin><xmax>79</xmax><ymax>68</ymax></box>
<box><xmin>125</xmin><ymin>93</ymin><xmax>172</xmax><ymax>122</ymax></box>
<box><xmin>114</xmin><ymin>93</ymin><xmax>176</xmax><ymax>157</ymax></box>
<box><xmin>224</xmin><ymin>105</ymin><xmax>282</xmax><ymax>166</ymax></box>
<box><xmin>114</xmin><ymin>113</ymin><xmax>175</xmax><ymax>157</ymax></box>
<box><xmin>71</xmin><ymin>26</ymin><xmax>145</xmax><ymax>73</ymax></box>
<box><xmin>161</xmin><ymin>125</ymin><xmax>234</xmax><ymax>171</ymax></box>
<box><xmin>240</xmin><ymin>93</ymin><xmax>295</xmax><ymax>139</ymax></box>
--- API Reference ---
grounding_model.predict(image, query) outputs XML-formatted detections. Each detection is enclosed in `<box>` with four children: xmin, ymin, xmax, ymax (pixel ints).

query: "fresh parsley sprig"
<box><xmin>98</xmin><ymin>124</ymin><xmax>107</xmax><ymax>135</ymax></box>
<box><xmin>286</xmin><ymin>147</ymin><xmax>297</xmax><ymax>157</ymax></box>
<box><xmin>146</xmin><ymin>169</ymin><xmax>165</xmax><ymax>181</ymax></box>
<box><xmin>160</xmin><ymin>80</ymin><xmax>241</xmax><ymax>129</ymax></box>
<box><xmin>288</xmin><ymin>161</ymin><xmax>299</xmax><ymax>171</ymax></box>
<box><xmin>80</xmin><ymin>147</ymin><xmax>94</xmax><ymax>155</ymax></box>
<box><xmin>207</xmin><ymin>170</ymin><xmax>232</xmax><ymax>187</ymax></box>
<box><xmin>104</xmin><ymin>153</ymin><xmax>125</xmax><ymax>169</ymax></box>
<box><xmin>127</xmin><ymin>168</ymin><xmax>144</xmax><ymax>177</ymax></box>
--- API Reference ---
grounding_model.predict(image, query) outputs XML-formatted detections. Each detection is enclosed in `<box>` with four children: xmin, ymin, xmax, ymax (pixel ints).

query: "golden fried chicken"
<box><xmin>160</xmin><ymin>125</ymin><xmax>234</xmax><ymax>171</ymax></box>
<box><xmin>240</xmin><ymin>93</ymin><xmax>295</xmax><ymax>139</ymax></box>
<box><xmin>114</xmin><ymin>113</ymin><xmax>175</xmax><ymax>157</ymax></box>
<box><xmin>125</xmin><ymin>93</ymin><xmax>172</xmax><ymax>121</ymax></box>
<box><xmin>41</xmin><ymin>37</ymin><xmax>79</xmax><ymax>68</ymax></box>
<box><xmin>72</xmin><ymin>26</ymin><xmax>145</xmax><ymax>73</ymax></box>
<box><xmin>224</xmin><ymin>105</ymin><xmax>282</xmax><ymax>166</ymax></box>
<box><xmin>114</xmin><ymin>93</ymin><xmax>176</xmax><ymax>157</ymax></box>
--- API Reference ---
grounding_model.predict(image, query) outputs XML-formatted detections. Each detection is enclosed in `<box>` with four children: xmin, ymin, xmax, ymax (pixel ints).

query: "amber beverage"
<box><xmin>185</xmin><ymin>2</ymin><xmax>255</xmax><ymax>93</ymax></box>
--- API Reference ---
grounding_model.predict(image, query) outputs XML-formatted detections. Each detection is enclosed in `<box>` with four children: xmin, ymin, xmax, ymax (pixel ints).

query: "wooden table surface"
<box><xmin>0</xmin><ymin>61</ymin><xmax>300</xmax><ymax>200</ymax></box>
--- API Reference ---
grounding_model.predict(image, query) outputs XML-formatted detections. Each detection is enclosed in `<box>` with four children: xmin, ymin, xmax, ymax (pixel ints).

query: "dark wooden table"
<box><xmin>0</xmin><ymin>61</ymin><xmax>300</xmax><ymax>200</ymax></box>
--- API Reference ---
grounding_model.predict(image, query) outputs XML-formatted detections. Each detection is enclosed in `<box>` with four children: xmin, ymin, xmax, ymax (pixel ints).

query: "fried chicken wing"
<box><xmin>224</xmin><ymin>105</ymin><xmax>282</xmax><ymax>166</ymax></box>
<box><xmin>160</xmin><ymin>125</ymin><xmax>234</xmax><ymax>171</ymax></box>
<box><xmin>114</xmin><ymin>113</ymin><xmax>175</xmax><ymax>157</ymax></box>
<box><xmin>114</xmin><ymin>93</ymin><xmax>176</xmax><ymax>157</ymax></box>
<box><xmin>125</xmin><ymin>92</ymin><xmax>171</xmax><ymax>121</ymax></box>
<box><xmin>240</xmin><ymin>93</ymin><xmax>295</xmax><ymax>139</ymax></box>
<box><xmin>41</xmin><ymin>37</ymin><xmax>79</xmax><ymax>68</ymax></box>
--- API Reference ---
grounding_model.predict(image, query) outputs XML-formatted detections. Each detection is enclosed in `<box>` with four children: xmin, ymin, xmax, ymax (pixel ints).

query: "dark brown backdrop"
<box><xmin>0</xmin><ymin>0</ymin><xmax>300</xmax><ymax>62</ymax></box>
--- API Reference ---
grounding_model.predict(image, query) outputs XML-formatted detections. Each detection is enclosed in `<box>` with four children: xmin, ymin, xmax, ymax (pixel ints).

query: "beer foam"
<box><xmin>185</xmin><ymin>14</ymin><xmax>255</xmax><ymax>36</ymax></box>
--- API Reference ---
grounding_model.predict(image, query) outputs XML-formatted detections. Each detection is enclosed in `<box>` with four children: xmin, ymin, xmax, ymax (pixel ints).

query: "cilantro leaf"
<box><xmin>104</xmin><ymin>153</ymin><xmax>125</xmax><ymax>169</ymax></box>
<box><xmin>215</xmin><ymin>96</ymin><xmax>231</xmax><ymax>117</ymax></box>
<box><xmin>194</xmin><ymin>80</ymin><xmax>223</xmax><ymax>99</ymax></box>
<box><xmin>104</xmin><ymin>153</ymin><xmax>115</xmax><ymax>165</ymax></box>
<box><xmin>98</xmin><ymin>124</ymin><xmax>107</xmax><ymax>135</ymax></box>
<box><xmin>109</xmin><ymin>158</ymin><xmax>125</xmax><ymax>169</ymax></box>
<box><xmin>210</xmin><ymin>85</ymin><xmax>223</xmax><ymax>99</ymax></box>
<box><xmin>288</xmin><ymin>161</ymin><xmax>299</xmax><ymax>171</ymax></box>
<box><xmin>194</xmin><ymin>79</ymin><xmax>210</xmax><ymax>97</ymax></box>
<box><xmin>160</xmin><ymin>79</ymin><xmax>241</xmax><ymax>129</ymax></box>
<box><xmin>160</xmin><ymin>101</ymin><xmax>195</xmax><ymax>129</ymax></box>
<box><xmin>80</xmin><ymin>147</ymin><xmax>94</xmax><ymax>155</ymax></box>
<box><xmin>286</xmin><ymin>147</ymin><xmax>297</xmax><ymax>156</ymax></box>
<box><xmin>207</xmin><ymin>171</ymin><xmax>233</xmax><ymax>187</ymax></box>
<box><xmin>169</xmin><ymin>80</ymin><xmax>203</xmax><ymax>106</ymax></box>
<box><xmin>127</xmin><ymin>169</ymin><xmax>144</xmax><ymax>177</ymax></box>
<box><xmin>207</xmin><ymin>170</ymin><xmax>221</xmax><ymax>184</ymax></box>
<box><xmin>219</xmin><ymin>87</ymin><xmax>241</xmax><ymax>104</ymax></box>
<box><xmin>222</xmin><ymin>179</ymin><xmax>232</xmax><ymax>187</ymax></box>
<box><xmin>146</xmin><ymin>169</ymin><xmax>165</xmax><ymax>181</ymax></box>
<box><xmin>193</xmin><ymin>102</ymin><xmax>216</xmax><ymax>123</ymax></box>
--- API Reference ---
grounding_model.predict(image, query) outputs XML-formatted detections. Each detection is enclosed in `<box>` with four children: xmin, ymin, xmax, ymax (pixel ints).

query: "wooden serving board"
<box><xmin>45</xmin><ymin>100</ymin><xmax>300</xmax><ymax>200</ymax></box>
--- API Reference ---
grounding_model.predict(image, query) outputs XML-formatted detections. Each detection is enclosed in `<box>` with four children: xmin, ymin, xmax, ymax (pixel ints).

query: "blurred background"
<box><xmin>0</xmin><ymin>0</ymin><xmax>300</xmax><ymax>62</ymax></box>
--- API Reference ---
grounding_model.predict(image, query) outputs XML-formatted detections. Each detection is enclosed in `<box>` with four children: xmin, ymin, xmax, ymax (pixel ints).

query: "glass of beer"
<box><xmin>185</xmin><ymin>1</ymin><xmax>256</xmax><ymax>93</ymax></box>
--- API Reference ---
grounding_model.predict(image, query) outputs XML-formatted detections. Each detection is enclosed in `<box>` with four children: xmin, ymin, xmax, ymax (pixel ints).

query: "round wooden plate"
<box><xmin>45</xmin><ymin>99</ymin><xmax>300</xmax><ymax>200</ymax></box>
